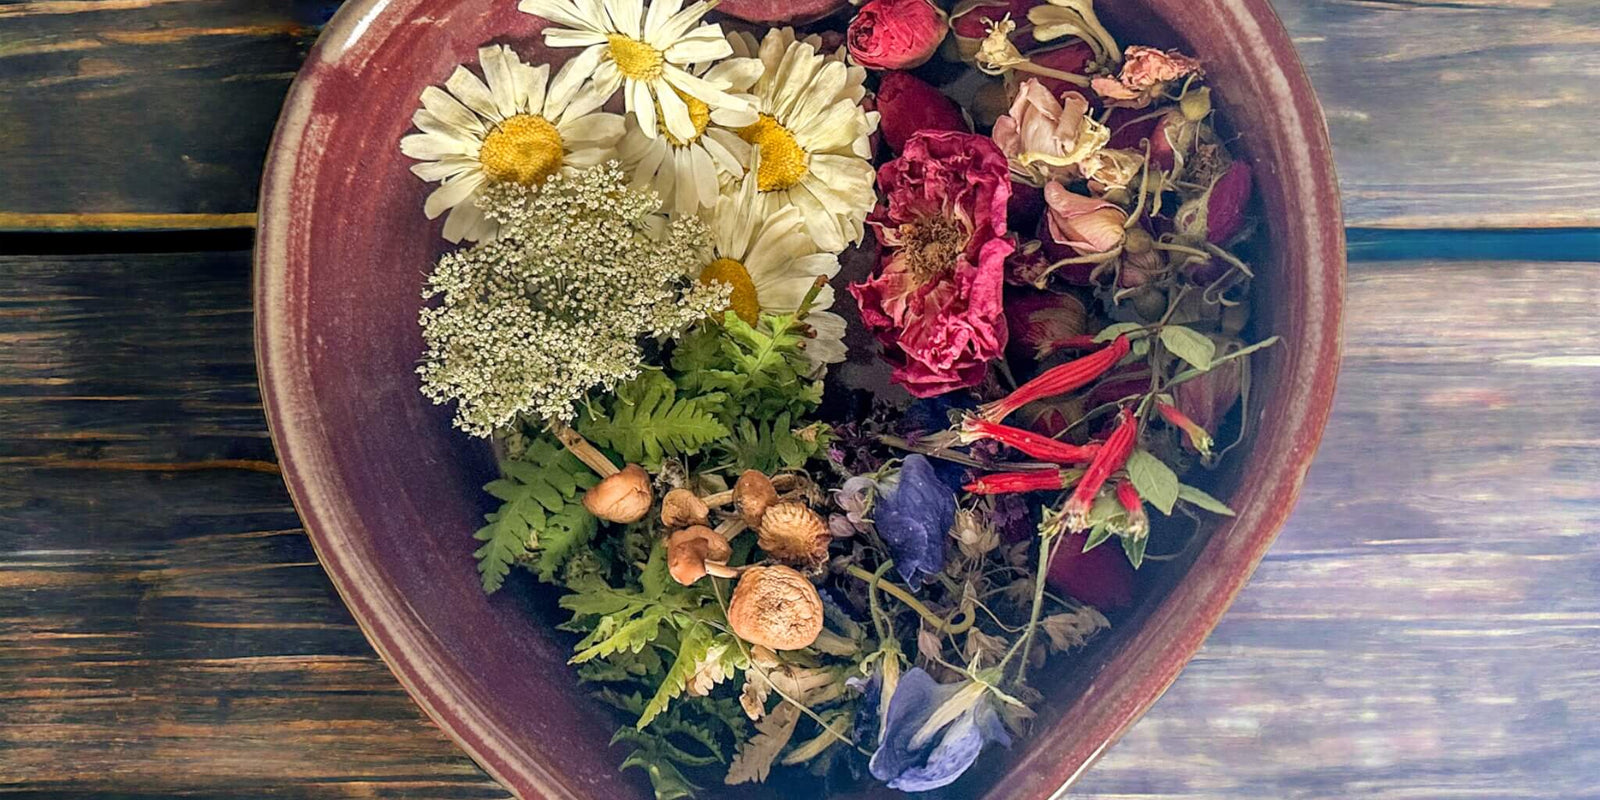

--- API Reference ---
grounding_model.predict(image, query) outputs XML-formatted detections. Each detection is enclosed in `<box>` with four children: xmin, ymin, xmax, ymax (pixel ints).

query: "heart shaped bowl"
<box><xmin>255</xmin><ymin>0</ymin><xmax>1342</xmax><ymax>795</ymax></box>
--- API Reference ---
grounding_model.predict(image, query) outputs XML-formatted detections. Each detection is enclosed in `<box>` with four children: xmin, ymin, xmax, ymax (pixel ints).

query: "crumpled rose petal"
<box><xmin>1090</xmin><ymin>45</ymin><xmax>1203</xmax><ymax>109</ymax></box>
<box><xmin>848</xmin><ymin>0</ymin><xmax>948</xmax><ymax>70</ymax></box>
<box><xmin>1043</xmin><ymin>182</ymin><xmax>1127</xmax><ymax>254</ymax></box>
<box><xmin>876</xmin><ymin>72</ymin><xmax>968</xmax><ymax>155</ymax></box>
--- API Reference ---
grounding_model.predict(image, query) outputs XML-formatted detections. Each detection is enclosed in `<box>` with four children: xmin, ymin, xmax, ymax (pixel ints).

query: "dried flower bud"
<box><xmin>727</xmin><ymin>565</ymin><xmax>825</xmax><ymax>650</ymax></box>
<box><xmin>661</xmin><ymin>488</ymin><xmax>710</xmax><ymax>528</ymax></box>
<box><xmin>733</xmin><ymin>470</ymin><xmax>780</xmax><ymax>527</ymax></box>
<box><xmin>758</xmin><ymin>502</ymin><xmax>832</xmax><ymax>570</ymax></box>
<box><xmin>1005</xmin><ymin>289</ymin><xmax>1089</xmax><ymax>360</ymax></box>
<box><xmin>1043</xmin><ymin>182</ymin><xmax>1128</xmax><ymax>257</ymax></box>
<box><xmin>876</xmin><ymin>72</ymin><xmax>968</xmax><ymax>155</ymax></box>
<box><xmin>582</xmin><ymin>463</ymin><xmax>653</xmax><ymax>523</ymax></box>
<box><xmin>847</xmin><ymin>0</ymin><xmax>948</xmax><ymax>70</ymax></box>
<box><xmin>1046</xmin><ymin>532</ymin><xmax>1134</xmax><ymax>608</ymax></box>
<box><xmin>1174</xmin><ymin>344</ymin><xmax>1242</xmax><ymax>433</ymax></box>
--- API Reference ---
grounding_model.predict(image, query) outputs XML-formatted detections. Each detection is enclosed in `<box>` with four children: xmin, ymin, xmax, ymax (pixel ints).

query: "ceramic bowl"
<box><xmin>255</xmin><ymin>0</ymin><xmax>1342</xmax><ymax>795</ymax></box>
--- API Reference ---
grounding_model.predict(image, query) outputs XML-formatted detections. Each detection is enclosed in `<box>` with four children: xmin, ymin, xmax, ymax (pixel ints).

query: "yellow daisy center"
<box><xmin>479</xmin><ymin>114</ymin><xmax>565</xmax><ymax>186</ymax></box>
<box><xmin>738</xmin><ymin>114</ymin><xmax>810</xmax><ymax>193</ymax></box>
<box><xmin>658</xmin><ymin>87</ymin><xmax>712</xmax><ymax>146</ymax></box>
<box><xmin>608</xmin><ymin>34</ymin><xmax>664</xmax><ymax>81</ymax></box>
<box><xmin>700</xmin><ymin>257</ymin><xmax>761</xmax><ymax>325</ymax></box>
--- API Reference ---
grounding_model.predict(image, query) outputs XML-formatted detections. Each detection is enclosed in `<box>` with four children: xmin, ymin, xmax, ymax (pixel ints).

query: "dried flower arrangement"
<box><xmin>404</xmin><ymin>0</ymin><xmax>1275</xmax><ymax>795</ymax></box>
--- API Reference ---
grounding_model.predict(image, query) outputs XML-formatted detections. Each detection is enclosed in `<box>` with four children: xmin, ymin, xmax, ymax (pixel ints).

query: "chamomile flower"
<box><xmin>722</xmin><ymin>28</ymin><xmax>879</xmax><ymax>253</ymax></box>
<box><xmin>617</xmin><ymin>59</ymin><xmax>760</xmax><ymax>217</ymax></box>
<box><xmin>400</xmin><ymin>45</ymin><xmax>624</xmax><ymax>243</ymax></box>
<box><xmin>518</xmin><ymin>0</ymin><xmax>751</xmax><ymax>143</ymax></box>
<box><xmin>697</xmin><ymin>168</ymin><xmax>848</xmax><ymax>369</ymax></box>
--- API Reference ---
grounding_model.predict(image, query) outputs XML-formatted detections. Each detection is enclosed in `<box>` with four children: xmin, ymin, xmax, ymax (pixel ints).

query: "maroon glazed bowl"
<box><xmin>255</xmin><ymin>0</ymin><xmax>1342</xmax><ymax>796</ymax></box>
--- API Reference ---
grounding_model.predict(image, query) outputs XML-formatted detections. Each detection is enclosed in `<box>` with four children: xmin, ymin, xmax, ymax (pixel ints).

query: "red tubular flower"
<box><xmin>978</xmin><ymin>335</ymin><xmax>1130</xmax><ymax>422</ymax></box>
<box><xmin>851</xmin><ymin>132</ymin><xmax>1013</xmax><ymax>397</ymax></box>
<box><xmin>1114</xmin><ymin>479</ymin><xmax>1149</xmax><ymax>539</ymax></box>
<box><xmin>964</xmin><ymin>468</ymin><xmax>1078</xmax><ymax>495</ymax></box>
<box><xmin>876</xmin><ymin>72</ymin><xmax>968</xmax><ymax>155</ymax></box>
<box><xmin>847</xmin><ymin>0</ymin><xmax>948</xmax><ymax>70</ymax></box>
<box><xmin>1157</xmin><ymin>400</ymin><xmax>1214</xmax><ymax>457</ymax></box>
<box><xmin>1060</xmin><ymin>408</ymin><xmax>1136</xmax><ymax>531</ymax></box>
<box><xmin>959</xmin><ymin>417</ymin><xmax>1101</xmax><ymax>463</ymax></box>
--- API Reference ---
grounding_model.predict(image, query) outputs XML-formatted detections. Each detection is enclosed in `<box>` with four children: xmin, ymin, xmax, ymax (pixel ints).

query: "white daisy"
<box><xmin>518</xmin><ymin>0</ymin><xmax>751</xmax><ymax>143</ymax></box>
<box><xmin>722</xmin><ymin>28</ymin><xmax>880</xmax><ymax>253</ymax></box>
<box><xmin>617</xmin><ymin>59</ymin><xmax>760</xmax><ymax>217</ymax></box>
<box><xmin>697</xmin><ymin>168</ymin><xmax>848</xmax><ymax>369</ymax></box>
<box><xmin>400</xmin><ymin>45</ymin><xmax>624</xmax><ymax>243</ymax></box>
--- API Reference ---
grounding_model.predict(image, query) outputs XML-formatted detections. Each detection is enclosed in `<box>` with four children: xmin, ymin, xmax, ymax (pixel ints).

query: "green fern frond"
<box><xmin>474</xmin><ymin>439</ymin><xmax>595</xmax><ymax>593</ymax></box>
<box><xmin>579</xmin><ymin>373</ymin><xmax>729</xmax><ymax>468</ymax></box>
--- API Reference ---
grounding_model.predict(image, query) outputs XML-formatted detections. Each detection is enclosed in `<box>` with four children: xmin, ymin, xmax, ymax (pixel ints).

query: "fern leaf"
<box><xmin>473</xmin><ymin>438</ymin><xmax>594</xmax><ymax>593</ymax></box>
<box><xmin>572</xmin><ymin>607</ymin><xmax>666</xmax><ymax>663</ymax></box>
<box><xmin>580</xmin><ymin>373</ymin><xmax>729</xmax><ymax>467</ymax></box>
<box><xmin>639</xmin><ymin>624</ymin><xmax>714</xmax><ymax>729</ymax></box>
<box><xmin>724</xmin><ymin>700</ymin><xmax>801</xmax><ymax>785</ymax></box>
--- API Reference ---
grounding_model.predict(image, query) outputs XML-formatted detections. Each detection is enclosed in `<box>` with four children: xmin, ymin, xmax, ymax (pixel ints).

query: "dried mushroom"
<box><xmin>757</xmin><ymin>501</ymin><xmax>831</xmax><ymax>570</ymax></box>
<box><xmin>660</xmin><ymin>488</ymin><xmax>710</xmax><ymax>528</ymax></box>
<box><xmin>727</xmin><ymin>565</ymin><xmax>824</xmax><ymax>651</ymax></box>
<box><xmin>582</xmin><ymin>463</ymin><xmax>653</xmax><ymax>523</ymax></box>
<box><xmin>733</xmin><ymin>470</ymin><xmax>779</xmax><ymax>526</ymax></box>
<box><xmin>666</xmin><ymin>526</ymin><xmax>738</xmax><ymax>585</ymax></box>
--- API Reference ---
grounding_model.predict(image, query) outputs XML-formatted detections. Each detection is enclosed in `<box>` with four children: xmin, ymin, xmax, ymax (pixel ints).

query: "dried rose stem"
<box><xmin>701</xmin><ymin>474</ymin><xmax>801</xmax><ymax>508</ymax></box>
<box><xmin>549</xmin><ymin>422</ymin><xmax>619</xmax><ymax>478</ymax></box>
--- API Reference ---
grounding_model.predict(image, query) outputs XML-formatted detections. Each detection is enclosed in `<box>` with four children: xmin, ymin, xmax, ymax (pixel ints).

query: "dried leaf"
<box><xmin>725</xmin><ymin>701</ymin><xmax>802</xmax><ymax>784</ymax></box>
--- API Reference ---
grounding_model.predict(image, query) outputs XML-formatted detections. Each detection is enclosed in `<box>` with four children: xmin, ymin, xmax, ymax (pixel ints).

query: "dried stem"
<box><xmin>550</xmin><ymin>422</ymin><xmax>618</xmax><ymax>477</ymax></box>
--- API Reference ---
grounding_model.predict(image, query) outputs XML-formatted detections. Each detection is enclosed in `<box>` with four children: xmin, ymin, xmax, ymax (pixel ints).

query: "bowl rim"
<box><xmin>254</xmin><ymin>0</ymin><xmax>1344</xmax><ymax>795</ymax></box>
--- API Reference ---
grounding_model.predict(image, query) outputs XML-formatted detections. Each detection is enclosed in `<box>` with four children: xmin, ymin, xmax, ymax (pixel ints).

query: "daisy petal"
<box><xmin>544</xmin><ymin>28</ymin><xmax>609</xmax><ymax>48</ymax></box>
<box><xmin>525</xmin><ymin>63</ymin><xmax>550</xmax><ymax>117</ymax></box>
<box><xmin>630</xmin><ymin>79</ymin><xmax>658</xmax><ymax>137</ymax></box>
<box><xmin>401</xmin><ymin>131</ymin><xmax>471</xmax><ymax>160</ymax></box>
<box><xmin>424</xmin><ymin>171</ymin><xmax>485</xmax><ymax>220</ymax></box>
<box><xmin>558</xmin><ymin>111</ymin><xmax>624</xmax><ymax>144</ymax></box>
<box><xmin>446</xmin><ymin>65</ymin><xmax>499</xmax><ymax>122</ymax></box>
<box><xmin>700</xmin><ymin>130</ymin><xmax>744</xmax><ymax>175</ymax></box>
<box><xmin>643</xmin><ymin>0</ymin><xmax>683</xmax><ymax>40</ymax></box>
<box><xmin>518</xmin><ymin>0</ymin><xmax>592</xmax><ymax>30</ymax></box>
<box><xmin>603</xmin><ymin>0</ymin><xmax>641</xmax><ymax>39</ymax></box>
<box><xmin>410</xmin><ymin>155</ymin><xmax>479</xmax><ymax>182</ymax></box>
<box><xmin>663</xmin><ymin>65</ymin><xmax>748</xmax><ymax>114</ymax></box>
<box><xmin>420</xmin><ymin>85</ymin><xmax>485</xmax><ymax>136</ymax></box>
<box><xmin>650</xmin><ymin>3</ymin><xmax>717</xmax><ymax>49</ymax></box>
<box><xmin>657</xmin><ymin>84</ymin><xmax>695</xmax><ymax>142</ymax></box>
<box><xmin>689</xmin><ymin>143</ymin><xmax>718</xmax><ymax>211</ymax></box>
<box><xmin>546</xmin><ymin>44</ymin><xmax>608</xmax><ymax>114</ymax></box>
<box><xmin>663</xmin><ymin>31</ymin><xmax>732</xmax><ymax>65</ymax></box>
<box><xmin>477</xmin><ymin>45</ymin><xmax>520</xmax><ymax>119</ymax></box>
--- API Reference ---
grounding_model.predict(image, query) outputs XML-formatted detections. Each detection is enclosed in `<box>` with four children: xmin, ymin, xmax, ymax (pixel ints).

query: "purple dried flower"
<box><xmin>868</xmin><ymin>667</ymin><xmax>1011</xmax><ymax>791</ymax></box>
<box><xmin>873</xmin><ymin>455</ymin><xmax>954</xmax><ymax>589</ymax></box>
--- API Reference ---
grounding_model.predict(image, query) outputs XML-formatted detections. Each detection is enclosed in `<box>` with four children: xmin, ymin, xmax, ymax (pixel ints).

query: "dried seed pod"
<box><xmin>757</xmin><ymin>501</ymin><xmax>831</xmax><ymax>570</ymax></box>
<box><xmin>665</xmin><ymin>526</ymin><xmax>734</xmax><ymax>586</ymax></box>
<box><xmin>733</xmin><ymin>470</ymin><xmax>779</xmax><ymax>527</ymax></box>
<box><xmin>582</xmin><ymin>464</ymin><xmax>653</xmax><ymax>523</ymax></box>
<box><xmin>660</xmin><ymin>488</ymin><xmax>710</xmax><ymax>528</ymax></box>
<box><xmin>727</xmin><ymin>565</ymin><xmax>824</xmax><ymax>651</ymax></box>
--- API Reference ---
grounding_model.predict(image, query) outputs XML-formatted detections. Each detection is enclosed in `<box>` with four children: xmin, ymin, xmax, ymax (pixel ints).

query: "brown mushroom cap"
<box><xmin>666</xmin><ymin>526</ymin><xmax>733</xmax><ymax>586</ymax></box>
<box><xmin>582</xmin><ymin>464</ymin><xmax>653</xmax><ymax>523</ymax></box>
<box><xmin>727</xmin><ymin>565</ymin><xmax>824</xmax><ymax>651</ymax></box>
<box><xmin>733</xmin><ymin>470</ymin><xmax>779</xmax><ymax>527</ymax></box>
<box><xmin>757</xmin><ymin>501</ymin><xmax>831</xmax><ymax>571</ymax></box>
<box><xmin>660</xmin><ymin>488</ymin><xmax>710</xmax><ymax>528</ymax></box>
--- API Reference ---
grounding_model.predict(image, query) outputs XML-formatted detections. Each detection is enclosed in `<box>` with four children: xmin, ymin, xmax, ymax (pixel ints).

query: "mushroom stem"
<box><xmin>715</xmin><ymin>519</ymin><xmax>747</xmax><ymax>539</ymax></box>
<box><xmin>844</xmin><ymin>564</ymin><xmax>976</xmax><ymax>635</ymax></box>
<box><xmin>550</xmin><ymin>422</ymin><xmax>619</xmax><ymax>478</ymax></box>
<box><xmin>703</xmin><ymin>474</ymin><xmax>800</xmax><ymax>508</ymax></box>
<box><xmin>705</xmin><ymin>561</ymin><xmax>742</xmax><ymax>579</ymax></box>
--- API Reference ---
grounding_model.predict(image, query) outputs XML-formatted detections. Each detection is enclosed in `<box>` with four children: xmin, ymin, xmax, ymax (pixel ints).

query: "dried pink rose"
<box><xmin>992</xmin><ymin>79</ymin><xmax>1110</xmax><ymax>185</ymax></box>
<box><xmin>848</xmin><ymin>0</ymin><xmax>948</xmax><ymax>70</ymax></box>
<box><xmin>1090</xmin><ymin>45</ymin><xmax>1203</xmax><ymax>109</ymax></box>
<box><xmin>1043</xmin><ymin>182</ymin><xmax>1127</xmax><ymax>256</ymax></box>
<box><xmin>851</xmin><ymin>131</ymin><xmax>1013</xmax><ymax>397</ymax></box>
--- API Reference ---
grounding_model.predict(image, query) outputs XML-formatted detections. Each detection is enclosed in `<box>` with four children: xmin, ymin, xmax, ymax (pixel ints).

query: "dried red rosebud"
<box><xmin>964</xmin><ymin>468</ymin><xmax>1079</xmax><ymax>495</ymax></box>
<box><xmin>1114</xmin><ymin>479</ymin><xmax>1149</xmax><ymax>539</ymax></box>
<box><xmin>1157</xmin><ymin>400</ymin><xmax>1214</xmax><ymax>457</ymax></box>
<box><xmin>847</xmin><ymin>0</ymin><xmax>948</xmax><ymax>70</ymax></box>
<box><xmin>1106</xmin><ymin>106</ymin><xmax>1161</xmax><ymax>151</ymax></box>
<box><xmin>875</xmin><ymin>72</ymin><xmax>967</xmax><ymax>154</ymax></box>
<box><xmin>1060</xmin><ymin>407</ymin><xmax>1136</xmax><ymax>532</ymax></box>
<box><xmin>980</xmin><ymin>335</ymin><xmax>1131</xmax><ymax>422</ymax></box>
<box><xmin>959</xmin><ymin>417</ymin><xmax>1102</xmax><ymax>463</ymax></box>
<box><xmin>1024</xmin><ymin>40</ymin><xmax>1097</xmax><ymax>104</ymax></box>
<box><xmin>1005</xmin><ymin>289</ymin><xmax>1089</xmax><ymax>359</ymax></box>
<box><xmin>1047</xmin><ymin>531</ymin><xmax>1135</xmax><ymax>608</ymax></box>
<box><xmin>1203</xmin><ymin>160</ymin><xmax>1252</xmax><ymax>244</ymax></box>
<box><xmin>1174</xmin><ymin>347</ymin><xmax>1241</xmax><ymax>433</ymax></box>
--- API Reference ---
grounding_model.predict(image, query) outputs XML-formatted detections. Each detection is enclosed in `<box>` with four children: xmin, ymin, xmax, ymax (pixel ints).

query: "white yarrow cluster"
<box><xmin>418</xmin><ymin>163</ymin><xmax>729</xmax><ymax>435</ymax></box>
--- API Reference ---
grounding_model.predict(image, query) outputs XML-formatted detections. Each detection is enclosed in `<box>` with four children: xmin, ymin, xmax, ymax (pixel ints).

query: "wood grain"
<box><xmin>0</xmin><ymin>0</ymin><xmax>1597</xmax><ymax>229</ymax></box>
<box><xmin>1074</xmin><ymin>261</ymin><xmax>1600</xmax><ymax>797</ymax></box>
<box><xmin>5</xmin><ymin>254</ymin><xmax>1599</xmax><ymax>797</ymax></box>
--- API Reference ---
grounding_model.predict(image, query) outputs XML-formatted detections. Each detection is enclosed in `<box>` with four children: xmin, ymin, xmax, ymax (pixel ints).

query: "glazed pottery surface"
<box><xmin>255</xmin><ymin>0</ymin><xmax>1343</xmax><ymax>795</ymax></box>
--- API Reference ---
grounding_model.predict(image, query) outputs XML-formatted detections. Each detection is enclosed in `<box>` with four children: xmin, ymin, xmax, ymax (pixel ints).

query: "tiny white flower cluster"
<box><xmin>417</xmin><ymin>163</ymin><xmax>729</xmax><ymax>435</ymax></box>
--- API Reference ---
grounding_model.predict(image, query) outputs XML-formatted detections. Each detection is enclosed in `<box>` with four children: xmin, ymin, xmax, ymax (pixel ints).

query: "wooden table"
<box><xmin>3</xmin><ymin>0</ymin><xmax>1597</xmax><ymax>796</ymax></box>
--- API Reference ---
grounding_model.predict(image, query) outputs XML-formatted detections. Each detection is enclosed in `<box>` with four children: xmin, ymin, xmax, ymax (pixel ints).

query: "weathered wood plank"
<box><xmin>6</xmin><ymin>253</ymin><xmax>1600</xmax><ymax>797</ymax></box>
<box><xmin>0</xmin><ymin>0</ymin><xmax>1596</xmax><ymax>229</ymax></box>
<box><xmin>1074</xmin><ymin>261</ymin><xmax>1600</xmax><ymax>797</ymax></box>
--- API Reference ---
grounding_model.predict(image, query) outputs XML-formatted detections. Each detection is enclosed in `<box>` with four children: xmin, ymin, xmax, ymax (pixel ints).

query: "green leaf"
<box><xmin>473</xmin><ymin>439</ymin><xmax>592</xmax><ymax>593</ymax></box>
<box><xmin>1122</xmin><ymin>532</ymin><xmax>1149</xmax><ymax>569</ymax></box>
<box><xmin>639</xmin><ymin>624</ymin><xmax>714</xmax><ymax>729</ymax></box>
<box><xmin>571</xmin><ymin>608</ymin><xmax>667</xmax><ymax>663</ymax></box>
<box><xmin>1159</xmin><ymin>325</ymin><xmax>1217</xmax><ymax>372</ymax></box>
<box><xmin>1178</xmin><ymin>483</ymin><xmax>1236</xmax><ymax>516</ymax></box>
<box><xmin>1082</xmin><ymin>522</ymin><xmax>1114</xmax><ymax>551</ymax></box>
<box><xmin>1095</xmin><ymin>322</ymin><xmax>1147</xmax><ymax>342</ymax></box>
<box><xmin>619</xmin><ymin>750</ymin><xmax>699</xmax><ymax>800</ymax></box>
<box><xmin>1125</xmin><ymin>449</ymin><xmax>1180</xmax><ymax>515</ymax></box>
<box><xmin>579</xmin><ymin>373</ymin><xmax>729</xmax><ymax>468</ymax></box>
